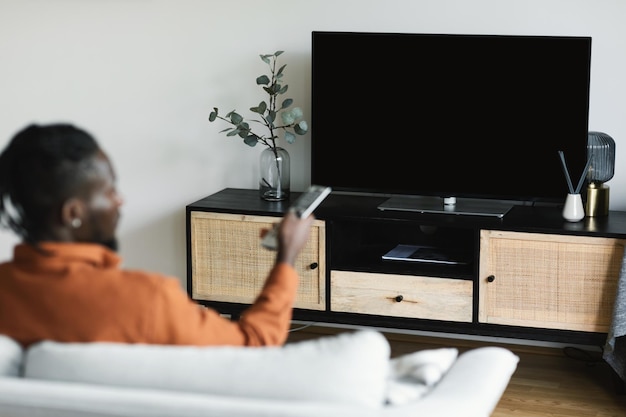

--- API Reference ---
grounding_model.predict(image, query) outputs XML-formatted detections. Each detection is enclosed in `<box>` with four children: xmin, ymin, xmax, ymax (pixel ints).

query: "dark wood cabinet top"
<box><xmin>187</xmin><ymin>188</ymin><xmax>626</xmax><ymax>239</ymax></box>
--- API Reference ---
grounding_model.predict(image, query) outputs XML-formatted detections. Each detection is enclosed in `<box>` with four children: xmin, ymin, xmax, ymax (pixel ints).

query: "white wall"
<box><xmin>1</xmin><ymin>0</ymin><xmax>625</xmax><ymax>288</ymax></box>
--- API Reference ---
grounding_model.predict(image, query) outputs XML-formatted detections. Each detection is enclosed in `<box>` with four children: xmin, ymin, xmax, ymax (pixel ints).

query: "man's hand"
<box><xmin>275</xmin><ymin>210</ymin><xmax>315</xmax><ymax>266</ymax></box>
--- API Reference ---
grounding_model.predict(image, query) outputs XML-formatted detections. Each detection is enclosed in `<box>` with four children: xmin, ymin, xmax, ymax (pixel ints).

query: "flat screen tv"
<box><xmin>311</xmin><ymin>31</ymin><xmax>592</xmax><ymax>216</ymax></box>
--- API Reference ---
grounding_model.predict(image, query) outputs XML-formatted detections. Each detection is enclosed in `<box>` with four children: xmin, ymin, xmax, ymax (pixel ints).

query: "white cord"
<box><xmin>288</xmin><ymin>322</ymin><xmax>317</xmax><ymax>332</ymax></box>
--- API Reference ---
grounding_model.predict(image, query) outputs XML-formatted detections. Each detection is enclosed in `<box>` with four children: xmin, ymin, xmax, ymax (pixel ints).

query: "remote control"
<box><xmin>261</xmin><ymin>185</ymin><xmax>332</xmax><ymax>250</ymax></box>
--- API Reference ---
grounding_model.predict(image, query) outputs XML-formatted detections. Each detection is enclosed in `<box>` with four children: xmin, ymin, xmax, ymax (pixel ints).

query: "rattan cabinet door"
<box><xmin>479</xmin><ymin>230</ymin><xmax>625</xmax><ymax>332</ymax></box>
<box><xmin>190</xmin><ymin>212</ymin><xmax>326</xmax><ymax>310</ymax></box>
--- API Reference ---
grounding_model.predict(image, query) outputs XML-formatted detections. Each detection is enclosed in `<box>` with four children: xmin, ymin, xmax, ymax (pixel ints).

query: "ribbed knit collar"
<box><xmin>13</xmin><ymin>242</ymin><xmax>122</xmax><ymax>269</ymax></box>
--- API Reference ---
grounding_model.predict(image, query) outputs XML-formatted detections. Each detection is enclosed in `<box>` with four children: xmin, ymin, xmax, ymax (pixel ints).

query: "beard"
<box><xmin>86</xmin><ymin>212</ymin><xmax>119</xmax><ymax>252</ymax></box>
<box><xmin>101</xmin><ymin>237</ymin><xmax>118</xmax><ymax>252</ymax></box>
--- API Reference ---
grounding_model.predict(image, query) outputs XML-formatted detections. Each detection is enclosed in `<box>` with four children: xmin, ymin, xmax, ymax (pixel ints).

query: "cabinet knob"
<box><xmin>395</xmin><ymin>295</ymin><xmax>404</xmax><ymax>302</ymax></box>
<box><xmin>309</xmin><ymin>262</ymin><xmax>318</xmax><ymax>270</ymax></box>
<box><xmin>487</xmin><ymin>275</ymin><xmax>495</xmax><ymax>283</ymax></box>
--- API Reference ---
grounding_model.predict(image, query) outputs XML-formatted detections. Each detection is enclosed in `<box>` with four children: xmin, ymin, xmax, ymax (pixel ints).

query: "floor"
<box><xmin>286</xmin><ymin>324</ymin><xmax>626</xmax><ymax>417</ymax></box>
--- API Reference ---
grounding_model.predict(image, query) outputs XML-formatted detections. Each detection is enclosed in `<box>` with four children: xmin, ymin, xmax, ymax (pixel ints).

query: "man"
<box><xmin>0</xmin><ymin>123</ymin><xmax>314</xmax><ymax>347</ymax></box>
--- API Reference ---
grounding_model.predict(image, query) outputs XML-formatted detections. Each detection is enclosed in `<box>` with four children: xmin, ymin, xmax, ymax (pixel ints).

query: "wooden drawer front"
<box><xmin>330</xmin><ymin>270</ymin><xmax>472</xmax><ymax>322</ymax></box>
<box><xmin>479</xmin><ymin>230</ymin><xmax>625</xmax><ymax>332</ymax></box>
<box><xmin>190</xmin><ymin>212</ymin><xmax>326</xmax><ymax>310</ymax></box>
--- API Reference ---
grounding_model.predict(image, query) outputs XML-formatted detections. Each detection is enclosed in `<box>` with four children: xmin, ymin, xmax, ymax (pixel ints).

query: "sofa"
<box><xmin>0</xmin><ymin>330</ymin><xmax>519</xmax><ymax>417</ymax></box>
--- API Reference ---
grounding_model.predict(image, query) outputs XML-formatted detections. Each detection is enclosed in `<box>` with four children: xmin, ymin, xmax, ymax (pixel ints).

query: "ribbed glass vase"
<box><xmin>259</xmin><ymin>147</ymin><xmax>290</xmax><ymax>201</ymax></box>
<box><xmin>587</xmin><ymin>131</ymin><xmax>615</xmax><ymax>183</ymax></box>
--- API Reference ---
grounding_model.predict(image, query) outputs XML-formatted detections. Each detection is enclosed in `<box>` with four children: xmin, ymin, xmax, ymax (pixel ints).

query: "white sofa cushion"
<box><xmin>0</xmin><ymin>335</ymin><xmax>23</xmax><ymax>377</ymax></box>
<box><xmin>24</xmin><ymin>330</ymin><xmax>390</xmax><ymax>408</ymax></box>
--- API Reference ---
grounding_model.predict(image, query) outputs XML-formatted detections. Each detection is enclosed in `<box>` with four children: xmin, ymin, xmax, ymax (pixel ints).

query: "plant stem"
<box><xmin>268</xmin><ymin>55</ymin><xmax>277</xmax><ymax>150</ymax></box>
<box><xmin>272</xmin><ymin>146</ymin><xmax>282</xmax><ymax>198</ymax></box>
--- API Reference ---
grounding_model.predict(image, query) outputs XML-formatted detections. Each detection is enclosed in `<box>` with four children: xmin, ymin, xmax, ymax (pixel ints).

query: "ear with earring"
<box><xmin>63</xmin><ymin>198</ymin><xmax>84</xmax><ymax>230</ymax></box>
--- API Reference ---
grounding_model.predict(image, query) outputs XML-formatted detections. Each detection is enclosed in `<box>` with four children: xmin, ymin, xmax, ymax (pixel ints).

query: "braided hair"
<box><xmin>0</xmin><ymin>123</ymin><xmax>100</xmax><ymax>244</ymax></box>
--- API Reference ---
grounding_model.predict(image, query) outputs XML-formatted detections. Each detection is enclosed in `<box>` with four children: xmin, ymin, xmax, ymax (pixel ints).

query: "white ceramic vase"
<box><xmin>562</xmin><ymin>193</ymin><xmax>585</xmax><ymax>222</ymax></box>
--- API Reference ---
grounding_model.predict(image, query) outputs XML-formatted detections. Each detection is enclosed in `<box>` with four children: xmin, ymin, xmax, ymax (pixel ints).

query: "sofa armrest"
<box><xmin>382</xmin><ymin>347</ymin><xmax>519</xmax><ymax>417</ymax></box>
<box><xmin>0</xmin><ymin>377</ymin><xmax>374</xmax><ymax>417</ymax></box>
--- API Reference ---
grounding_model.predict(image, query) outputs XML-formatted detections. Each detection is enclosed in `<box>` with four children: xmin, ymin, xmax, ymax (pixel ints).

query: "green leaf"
<box><xmin>290</xmin><ymin>107</ymin><xmax>303</xmax><ymax>119</ymax></box>
<box><xmin>244</xmin><ymin>135</ymin><xmax>258</xmax><ymax>146</ymax></box>
<box><xmin>276</xmin><ymin>64</ymin><xmax>287</xmax><ymax>78</ymax></box>
<box><xmin>269</xmin><ymin>83</ymin><xmax>281</xmax><ymax>95</ymax></box>
<box><xmin>278</xmin><ymin>85</ymin><xmax>288</xmax><ymax>95</ymax></box>
<box><xmin>256</xmin><ymin>75</ymin><xmax>270</xmax><ymax>85</ymax></box>
<box><xmin>230</xmin><ymin>112</ymin><xmax>243</xmax><ymax>124</ymax></box>
<box><xmin>285</xmin><ymin>131</ymin><xmax>296</xmax><ymax>144</ymax></box>
<box><xmin>250</xmin><ymin>101</ymin><xmax>267</xmax><ymax>114</ymax></box>
<box><xmin>280</xmin><ymin>98</ymin><xmax>293</xmax><ymax>109</ymax></box>
<box><xmin>208</xmin><ymin>111</ymin><xmax>217</xmax><ymax>122</ymax></box>
<box><xmin>260</xmin><ymin>54</ymin><xmax>271</xmax><ymax>64</ymax></box>
<box><xmin>281</xmin><ymin>110</ymin><xmax>295</xmax><ymax>125</ymax></box>
<box><xmin>267</xmin><ymin>111</ymin><xmax>276</xmax><ymax>125</ymax></box>
<box><xmin>274</xmin><ymin>51</ymin><xmax>284</xmax><ymax>57</ymax></box>
<box><xmin>294</xmin><ymin>121</ymin><xmax>308</xmax><ymax>135</ymax></box>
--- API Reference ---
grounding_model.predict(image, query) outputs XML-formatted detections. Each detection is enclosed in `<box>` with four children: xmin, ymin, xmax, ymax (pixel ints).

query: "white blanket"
<box><xmin>385</xmin><ymin>347</ymin><xmax>458</xmax><ymax>405</ymax></box>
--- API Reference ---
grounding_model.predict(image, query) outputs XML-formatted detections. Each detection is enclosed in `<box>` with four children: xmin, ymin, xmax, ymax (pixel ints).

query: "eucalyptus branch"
<box><xmin>208</xmin><ymin>51</ymin><xmax>308</xmax><ymax>152</ymax></box>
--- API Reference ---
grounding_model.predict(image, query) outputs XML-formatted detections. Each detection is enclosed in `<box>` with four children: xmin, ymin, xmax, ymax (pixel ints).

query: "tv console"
<box><xmin>186</xmin><ymin>188</ymin><xmax>626</xmax><ymax>345</ymax></box>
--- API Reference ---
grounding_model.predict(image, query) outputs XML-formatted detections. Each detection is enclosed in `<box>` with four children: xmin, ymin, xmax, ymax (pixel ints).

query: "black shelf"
<box><xmin>327</xmin><ymin>218</ymin><xmax>475</xmax><ymax>279</ymax></box>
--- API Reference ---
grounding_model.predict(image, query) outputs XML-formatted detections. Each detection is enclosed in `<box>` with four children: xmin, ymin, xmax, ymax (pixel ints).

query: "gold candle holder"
<box><xmin>585</xmin><ymin>182</ymin><xmax>610</xmax><ymax>217</ymax></box>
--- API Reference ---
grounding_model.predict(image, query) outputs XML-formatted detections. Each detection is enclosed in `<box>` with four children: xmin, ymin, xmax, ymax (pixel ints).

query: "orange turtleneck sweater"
<box><xmin>0</xmin><ymin>242</ymin><xmax>298</xmax><ymax>348</ymax></box>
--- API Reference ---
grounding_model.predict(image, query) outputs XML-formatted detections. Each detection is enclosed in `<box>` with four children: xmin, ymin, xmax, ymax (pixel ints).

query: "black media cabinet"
<box><xmin>186</xmin><ymin>188</ymin><xmax>626</xmax><ymax>346</ymax></box>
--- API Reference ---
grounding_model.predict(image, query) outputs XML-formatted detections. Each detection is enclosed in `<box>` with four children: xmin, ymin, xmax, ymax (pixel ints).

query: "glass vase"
<box><xmin>259</xmin><ymin>146</ymin><xmax>290</xmax><ymax>201</ymax></box>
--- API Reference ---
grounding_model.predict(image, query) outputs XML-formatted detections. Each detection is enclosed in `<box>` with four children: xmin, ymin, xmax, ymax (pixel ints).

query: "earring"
<box><xmin>71</xmin><ymin>218</ymin><xmax>82</xmax><ymax>228</ymax></box>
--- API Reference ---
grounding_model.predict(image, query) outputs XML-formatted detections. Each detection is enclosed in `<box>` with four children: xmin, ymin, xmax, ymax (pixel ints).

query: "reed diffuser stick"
<box><xmin>575</xmin><ymin>153</ymin><xmax>593</xmax><ymax>194</ymax></box>
<box><xmin>558</xmin><ymin>150</ymin><xmax>575</xmax><ymax>194</ymax></box>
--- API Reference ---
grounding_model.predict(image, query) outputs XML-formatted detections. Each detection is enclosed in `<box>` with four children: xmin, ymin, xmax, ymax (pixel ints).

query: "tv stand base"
<box><xmin>377</xmin><ymin>195</ymin><xmax>513</xmax><ymax>218</ymax></box>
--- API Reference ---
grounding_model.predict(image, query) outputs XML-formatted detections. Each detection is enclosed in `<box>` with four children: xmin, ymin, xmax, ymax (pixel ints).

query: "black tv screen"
<box><xmin>311</xmin><ymin>31</ymin><xmax>592</xmax><ymax>209</ymax></box>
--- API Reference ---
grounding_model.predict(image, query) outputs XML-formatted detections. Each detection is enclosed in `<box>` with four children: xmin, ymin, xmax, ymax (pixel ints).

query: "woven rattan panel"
<box><xmin>479</xmin><ymin>230</ymin><xmax>625</xmax><ymax>332</ymax></box>
<box><xmin>190</xmin><ymin>212</ymin><xmax>325</xmax><ymax>310</ymax></box>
